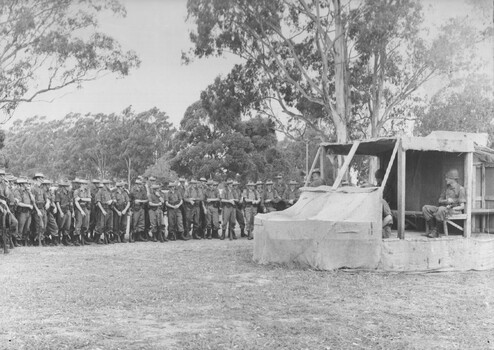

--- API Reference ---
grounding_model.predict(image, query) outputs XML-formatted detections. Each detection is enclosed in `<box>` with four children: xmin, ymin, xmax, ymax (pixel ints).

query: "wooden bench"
<box><xmin>443</xmin><ymin>213</ymin><xmax>467</xmax><ymax>236</ymax></box>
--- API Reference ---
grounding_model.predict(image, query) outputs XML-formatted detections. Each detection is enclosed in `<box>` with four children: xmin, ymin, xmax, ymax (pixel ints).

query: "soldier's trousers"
<box><xmin>113</xmin><ymin>210</ymin><xmax>127</xmax><ymax>236</ymax></box>
<box><xmin>185</xmin><ymin>204</ymin><xmax>200</xmax><ymax>235</ymax></box>
<box><xmin>96</xmin><ymin>208</ymin><xmax>113</xmax><ymax>235</ymax></box>
<box><xmin>222</xmin><ymin>205</ymin><xmax>236</xmax><ymax>231</ymax></box>
<box><xmin>89</xmin><ymin>203</ymin><xmax>98</xmax><ymax>234</ymax></box>
<box><xmin>32</xmin><ymin>208</ymin><xmax>46</xmax><ymax>240</ymax></box>
<box><xmin>17</xmin><ymin>208</ymin><xmax>31</xmax><ymax>240</ymax></box>
<box><xmin>149</xmin><ymin>208</ymin><xmax>164</xmax><ymax>235</ymax></box>
<box><xmin>265</xmin><ymin>204</ymin><xmax>276</xmax><ymax>213</ymax></box>
<box><xmin>57</xmin><ymin>209</ymin><xmax>72</xmax><ymax>237</ymax></box>
<box><xmin>235</xmin><ymin>206</ymin><xmax>245</xmax><ymax>230</ymax></box>
<box><xmin>244</xmin><ymin>205</ymin><xmax>257</xmax><ymax>234</ymax></box>
<box><xmin>422</xmin><ymin>205</ymin><xmax>455</xmax><ymax>223</ymax></box>
<box><xmin>167</xmin><ymin>208</ymin><xmax>183</xmax><ymax>238</ymax></box>
<box><xmin>8</xmin><ymin>212</ymin><xmax>19</xmax><ymax>240</ymax></box>
<box><xmin>132</xmin><ymin>206</ymin><xmax>145</xmax><ymax>234</ymax></box>
<box><xmin>45</xmin><ymin>210</ymin><xmax>59</xmax><ymax>237</ymax></box>
<box><xmin>206</xmin><ymin>205</ymin><xmax>219</xmax><ymax>230</ymax></box>
<box><xmin>74</xmin><ymin>207</ymin><xmax>90</xmax><ymax>236</ymax></box>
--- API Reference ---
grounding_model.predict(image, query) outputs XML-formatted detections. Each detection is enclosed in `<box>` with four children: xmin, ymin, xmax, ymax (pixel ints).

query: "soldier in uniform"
<box><xmin>30</xmin><ymin>173</ymin><xmax>47</xmax><ymax>246</ymax></box>
<box><xmin>220</xmin><ymin>180</ymin><xmax>237</xmax><ymax>240</ymax></box>
<box><xmin>0</xmin><ymin>169</ymin><xmax>13</xmax><ymax>252</ymax></box>
<box><xmin>95</xmin><ymin>179</ymin><xmax>115</xmax><ymax>244</ymax></box>
<box><xmin>309</xmin><ymin>169</ymin><xmax>326</xmax><ymax>187</ymax></box>
<box><xmin>422</xmin><ymin>169</ymin><xmax>466</xmax><ymax>238</ymax></box>
<box><xmin>184</xmin><ymin>179</ymin><xmax>203</xmax><ymax>240</ymax></box>
<box><xmin>55</xmin><ymin>179</ymin><xmax>73</xmax><ymax>246</ymax></box>
<box><xmin>178</xmin><ymin>177</ymin><xmax>187</xmax><ymax>237</ymax></box>
<box><xmin>165</xmin><ymin>182</ymin><xmax>186</xmax><ymax>241</ymax></box>
<box><xmin>88</xmin><ymin>179</ymin><xmax>101</xmax><ymax>243</ymax></box>
<box><xmin>263</xmin><ymin>180</ymin><xmax>280</xmax><ymax>213</ymax></box>
<box><xmin>273</xmin><ymin>174</ymin><xmax>287</xmax><ymax>211</ymax></box>
<box><xmin>242</xmin><ymin>181</ymin><xmax>260</xmax><ymax>240</ymax></box>
<box><xmin>283</xmin><ymin>180</ymin><xmax>300</xmax><ymax>208</ymax></box>
<box><xmin>148</xmin><ymin>183</ymin><xmax>166</xmax><ymax>242</ymax></box>
<box><xmin>204</xmin><ymin>179</ymin><xmax>220</xmax><ymax>239</ymax></box>
<box><xmin>130</xmin><ymin>179</ymin><xmax>148</xmax><ymax>242</ymax></box>
<box><xmin>232</xmin><ymin>181</ymin><xmax>246</xmax><ymax>237</ymax></box>
<box><xmin>6</xmin><ymin>175</ymin><xmax>20</xmax><ymax>247</ymax></box>
<box><xmin>15</xmin><ymin>178</ymin><xmax>33</xmax><ymax>246</ymax></box>
<box><xmin>199</xmin><ymin>177</ymin><xmax>208</xmax><ymax>238</ymax></box>
<box><xmin>42</xmin><ymin>179</ymin><xmax>59</xmax><ymax>246</ymax></box>
<box><xmin>113</xmin><ymin>181</ymin><xmax>130</xmax><ymax>243</ymax></box>
<box><xmin>73</xmin><ymin>179</ymin><xmax>92</xmax><ymax>246</ymax></box>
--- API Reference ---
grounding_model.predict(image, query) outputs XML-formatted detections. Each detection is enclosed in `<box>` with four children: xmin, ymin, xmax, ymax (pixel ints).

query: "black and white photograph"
<box><xmin>0</xmin><ymin>0</ymin><xmax>493</xmax><ymax>349</ymax></box>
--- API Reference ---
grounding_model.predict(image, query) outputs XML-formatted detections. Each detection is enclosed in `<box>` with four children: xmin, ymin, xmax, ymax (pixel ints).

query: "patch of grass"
<box><xmin>0</xmin><ymin>240</ymin><xmax>493</xmax><ymax>349</ymax></box>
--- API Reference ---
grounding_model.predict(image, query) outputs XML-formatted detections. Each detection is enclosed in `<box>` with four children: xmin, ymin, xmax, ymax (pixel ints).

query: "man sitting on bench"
<box><xmin>422</xmin><ymin>169</ymin><xmax>466</xmax><ymax>238</ymax></box>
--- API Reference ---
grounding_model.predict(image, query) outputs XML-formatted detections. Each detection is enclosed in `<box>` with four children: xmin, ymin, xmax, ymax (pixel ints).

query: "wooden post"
<box><xmin>332</xmin><ymin>141</ymin><xmax>360</xmax><ymax>190</ymax></box>
<box><xmin>304</xmin><ymin>146</ymin><xmax>321</xmax><ymax>187</ymax></box>
<box><xmin>464</xmin><ymin>152</ymin><xmax>473</xmax><ymax>238</ymax></box>
<box><xmin>381</xmin><ymin>141</ymin><xmax>399</xmax><ymax>190</ymax></box>
<box><xmin>397</xmin><ymin>139</ymin><xmax>406</xmax><ymax>239</ymax></box>
<box><xmin>320</xmin><ymin>147</ymin><xmax>325</xmax><ymax>180</ymax></box>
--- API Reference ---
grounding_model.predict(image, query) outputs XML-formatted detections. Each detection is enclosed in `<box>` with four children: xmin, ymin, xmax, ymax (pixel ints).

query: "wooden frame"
<box><xmin>464</xmin><ymin>152</ymin><xmax>473</xmax><ymax>237</ymax></box>
<box><xmin>397</xmin><ymin>138</ymin><xmax>406</xmax><ymax>240</ymax></box>
<box><xmin>304</xmin><ymin>146</ymin><xmax>322</xmax><ymax>187</ymax></box>
<box><xmin>332</xmin><ymin>141</ymin><xmax>360</xmax><ymax>189</ymax></box>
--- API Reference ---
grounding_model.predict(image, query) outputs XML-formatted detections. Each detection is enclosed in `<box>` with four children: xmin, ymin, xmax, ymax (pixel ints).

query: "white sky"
<box><xmin>8</xmin><ymin>0</ymin><xmax>493</xmax><ymax>129</ymax></box>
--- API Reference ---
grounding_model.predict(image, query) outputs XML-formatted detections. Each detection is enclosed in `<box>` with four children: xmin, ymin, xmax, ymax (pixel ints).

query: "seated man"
<box><xmin>422</xmin><ymin>169</ymin><xmax>466</xmax><ymax>238</ymax></box>
<box><xmin>309</xmin><ymin>169</ymin><xmax>326</xmax><ymax>187</ymax></box>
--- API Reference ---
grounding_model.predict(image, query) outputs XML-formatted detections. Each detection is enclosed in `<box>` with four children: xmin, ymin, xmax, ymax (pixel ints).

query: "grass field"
<box><xmin>0</xmin><ymin>239</ymin><xmax>493</xmax><ymax>350</ymax></box>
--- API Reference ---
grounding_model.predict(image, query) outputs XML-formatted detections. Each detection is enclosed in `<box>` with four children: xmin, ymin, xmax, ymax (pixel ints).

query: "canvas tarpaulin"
<box><xmin>253</xmin><ymin>186</ymin><xmax>383</xmax><ymax>270</ymax></box>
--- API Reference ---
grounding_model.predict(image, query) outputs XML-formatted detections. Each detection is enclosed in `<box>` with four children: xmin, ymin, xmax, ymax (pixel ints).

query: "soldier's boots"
<box><xmin>206</xmin><ymin>229</ymin><xmax>212</xmax><ymax>240</ymax></box>
<box><xmin>73</xmin><ymin>235</ymin><xmax>81</xmax><ymax>246</ymax></box>
<box><xmin>220</xmin><ymin>229</ymin><xmax>226</xmax><ymax>240</ymax></box>
<box><xmin>212</xmin><ymin>229</ymin><xmax>218</xmax><ymax>239</ymax></box>
<box><xmin>247</xmin><ymin>230</ymin><xmax>254</xmax><ymax>240</ymax></box>
<box><xmin>229</xmin><ymin>228</ymin><xmax>237</xmax><ymax>240</ymax></box>
<box><xmin>152</xmin><ymin>232</ymin><xmax>158</xmax><ymax>242</ymax></box>
<box><xmin>192</xmin><ymin>228</ymin><xmax>202</xmax><ymax>240</ymax></box>
<box><xmin>240</xmin><ymin>228</ymin><xmax>246</xmax><ymax>237</ymax></box>
<box><xmin>13</xmin><ymin>237</ymin><xmax>21</xmax><ymax>247</ymax></box>
<box><xmin>168</xmin><ymin>232</ymin><xmax>176</xmax><ymax>241</ymax></box>
<box><xmin>426</xmin><ymin>219</ymin><xmax>438</xmax><ymax>238</ymax></box>
<box><xmin>181</xmin><ymin>232</ymin><xmax>190</xmax><ymax>241</ymax></box>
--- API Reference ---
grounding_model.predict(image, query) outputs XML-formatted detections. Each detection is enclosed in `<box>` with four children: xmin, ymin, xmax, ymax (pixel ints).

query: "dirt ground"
<box><xmin>0</xmin><ymin>238</ymin><xmax>493</xmax><ymax>350</ymax></box>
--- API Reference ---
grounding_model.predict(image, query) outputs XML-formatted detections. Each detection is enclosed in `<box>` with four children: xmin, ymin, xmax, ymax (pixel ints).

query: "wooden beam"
<box><xmin>397</xmin><ymin>138</ymin><xmax>406</xmax><ymax>239</ymax></box>
<box><xmin>381</xmin><ymin>141</ymin><xmax>399</xmax><ymax>190</ymax></box>
<box><xmin>332</xmin><ymin>141</ymin><xmax>360</xmax><ymax>190</ymax></box>
<box><xmin>464</xmin><ymin>152</ymin><xmax>473</xmax><ymax>238</ymax></box>
<box><xmin>304</xmin><ymin>146</ymin><xmax>321</xmax><ymax>187</ymax></box>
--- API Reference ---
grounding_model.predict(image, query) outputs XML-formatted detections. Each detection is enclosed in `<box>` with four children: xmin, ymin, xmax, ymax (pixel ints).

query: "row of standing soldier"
<box><xmin>0</xmin><ymin>171</ymin><xmax>301</xmax><ymax>253</ymax></box>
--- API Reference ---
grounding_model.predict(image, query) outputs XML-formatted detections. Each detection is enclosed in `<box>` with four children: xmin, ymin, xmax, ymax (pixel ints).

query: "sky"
<box><xmin>8</xmin><ymin>0</ymin><xmax>493</xmax><ymax>129</ymax></box>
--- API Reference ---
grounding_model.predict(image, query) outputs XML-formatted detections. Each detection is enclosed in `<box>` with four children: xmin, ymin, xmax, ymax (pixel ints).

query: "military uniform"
<box><xmin>31</xmin><ymin>182</ymin><xmax>47</xmax><ymax>245</ymax></box>
<box><xmin>6</xmin><ymin>180</ymin><xmax>19</xmax><ymax>247</ymax></box>
<box><xmin>221</xmin><ymin>183</ymin><xmax>236</xmax><ymax>240</ymax></box>
<box><xmin>43</xmin><ymin>182</ymin><xmax>59</xmax><ymax>244</ymax></box>
<box><xmin>0</xmin><ymin>176</ymin><xmax>12</xmax><ymax>251</ymax></box>
<box><xmin>95</xmin><ymin>182</ymin><xmax>114</xmax><ymax>244</ymax></box>
<box><xmin>262</xmin><ymin>182</ymin><xmax>280</xmax><ymax>213</ymax></box>
<box><xmin>282</xmin><ymin>183</ymin><xmax>300</xmax><ymax>208</ymax></box>
<box><xmin>204</xmin><ymin>182</ymin><xmax>220</xmax><ymax>239</ymax></box>
<box><xmin>242</xmin><ymin>184</ymin><xmax>259</xmax><ymax>240</ymax></box>
<box><xmin>55</xmin><ymin>183</ymin><xmax>73</xmax><ymax>245</ymax></box>
<box><xmin>73</xmin><ymin>183</ymin><xmax>91</xmax><ymax>246</ymax></box>
<box><xmin>184</xmin><ymin>182</ymin><xmax>204</xmax><ymax>240</ymax></box>
<box><xmin>15</xmin><ymin>181</ymin><xmax>33</xmax><ymax>245</ymax></box>
<box><xmin>148</xmin><ymin>185</ymin><xmax>166</xmax><ymax>242</ymax></box>
<box><xmin>113</xmin><ymin>184</ymin><xmax>130</xmax><ymax>242</ymax></box>
<box><xmin>130</xmin><ymin>181</ymin><xmax>148</xmax><ymax>242</ymax></box>
<box><xmin>166</xmin><ymin>185</ymin><xmax>185</xmax><ymax>240</ymax></box>
<box><xmin>232</xmin><ymin>183</ymin><xmax>246</xmax><ymax>237</ymax></box>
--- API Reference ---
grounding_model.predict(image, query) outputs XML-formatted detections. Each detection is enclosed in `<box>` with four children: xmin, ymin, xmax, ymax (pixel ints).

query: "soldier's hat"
<box><xmin>179</xmin><ymin>177</ymin><xmax>186</xmax><ymax>182</ymax></box>
<box><xmin>149</xmin><ymin>176</ymin><xmax>157</xmax><ymax>181</ymax></box>
<box><xmin>97</xmin><ymin>183</ymin><xmax>104</xmax><ymax>188</ymax></box>
<box><xmin>137</xmin><ymin>175</ymin><xmax>144</xmax><ymax>180</ymax></box>
<box><xmin>226</xmin><ymin>179</ymin><xmax>233</xmax><ymax>184</ymax></box>
<box><xmin>116</xmin><ymin>181</ymin><xmax>124</xmax><ymax>187</ymax></box>
<box><xmin>206</xmin><ymin>179</ymin><xmax>214</xmax><ymax>185</ymax></box>
<box><xmin>255</xmin><ymin>180</ymin><xmax>264</xmax><ymax>186</ymax></box>
<box><xmin>102</xmin><ymin>179</ymin><xmax>112</xmax><ymax>184</ymax></box>
<box><xmin>312</xmin><ymin>168</ymin><xmax>321</xmax><ymax>174</ymax></box>
<box><xmin>213</xmin><ymin>181</ymin><xmax>218</xmax><ymax>186</ymax></box>
<box><xmin>190</xmin><ymin>179</ymin><xmax>198</xmax><ymax>184</ymax></box>
<box><xmin>0</xmin><ymin>169</ymin><xmax>5</xmax><ymax>175</ymax></box>
<box><xmin>232</xmin><ymin>181</ymin><xmax>240</xmax><ymax>186</ymax></box>
<box><xmin>16</xmin><ymin>178</ymin><xmax>27</xmax><ymax>184</ymax></box>
<box><xmin>92</xmin><ymin>179</ymin><xmax>101</xmax><ymax>183</ymax></box>
<box><xmin>200</xmin><ymin>177</ymin><xmax>207</xmax><ymax>182</ymax></box>
<box><xmin>289</xmin><ymin>180</ymin><xmax>298</xmax><ymax>185</ymax></box>
<box><xmin>6</xmin><ymin>175</ymin><xmax>16</xmax><ymax>182</ymax></box>
<box><xmin>247</xmin><ymin>181</ymin><xmax>255</xmax><ymax>186</ymax></box>
<box><xmin>168</xmin><ymin>182</ymin><xmax>177</xmax><ymax>187</ymax></box>
<box><xmin>135</xmin><ymin>179</ymin><xmax>142</xmax><ymax>184</ymax></box>
<box><xmin>275</xmin><ymin>174</ymin><xmax>282</xmax><ymax>179</ymax></box>
<box><xmin>151</xmin><ymin>184</ymin><xmax>161</xmax><ymax>190</ymax></box>
<box><xmin>76</xmin><ymin>178</ymin><xmax>88</xmax><ymax>184</ymax></box>
<box><xmin>33</xmin><ymin>172</ymin><xmax>45</xmax><ymax>179</ymax></box>
<box><xmin>265</xmin><ymin>180</ymin><xmax>274</xmax><ymax>185</ymax></box>
<box><xmin>445</xmin><ymin>169</ymin><xmax>460</xmax><ymax>180</ymax></box>
<box><xmin>59</xmin><ymin>179</ymin><xmax>70</xmax><ymax>186</ymax></box>
<box><xmin>41</xmin><ymin>179</ymin><xmax>52</xmax><ymax>185</ymax></box>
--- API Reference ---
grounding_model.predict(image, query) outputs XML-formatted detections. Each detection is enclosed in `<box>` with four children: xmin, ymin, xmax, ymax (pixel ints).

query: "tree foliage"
<box><xmin>0</xmin><ymin>0</ymin><xmax>140</xmax><ymax>121</ymax></box>
<box><xmin>1</xmin><ymin>107</ymin><xmax>174</xmax><ymax>180</ymax></box>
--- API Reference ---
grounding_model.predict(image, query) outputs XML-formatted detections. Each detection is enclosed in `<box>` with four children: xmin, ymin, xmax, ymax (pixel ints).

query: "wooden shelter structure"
<box><xmin>253</xmin><ymin>132</ymin><xmax>494</xmax><ymax>271</ymax></box>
